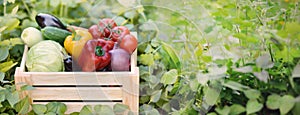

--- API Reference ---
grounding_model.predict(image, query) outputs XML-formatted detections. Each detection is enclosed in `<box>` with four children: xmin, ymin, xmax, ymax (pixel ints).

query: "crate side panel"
<box><xmin>28</xmin><ymin>73</ymin><xmax>135</xmax><ymax>85</ymax></box>
<box><xmin>120</xmin><ymin>67</ymin><xmax>139</xmax><ymax>114</ymax></box>
<box><xmin>31</xmin><ymin>87</ymin><xmax>122</xmax><ymax>101</ymax></box>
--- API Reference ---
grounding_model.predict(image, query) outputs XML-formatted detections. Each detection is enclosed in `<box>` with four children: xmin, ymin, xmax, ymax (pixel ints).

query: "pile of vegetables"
<box><xmin>22</xmin><ymin>13</ymin><xmax>137</xmax><ymax>72</ymax></box>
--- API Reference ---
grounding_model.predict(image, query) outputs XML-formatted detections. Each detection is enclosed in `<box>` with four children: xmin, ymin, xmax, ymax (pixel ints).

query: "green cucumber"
<box><xmin>41</xmin><ymin>26</ymin><xmax>72</xmax><ymax>45</ymax></box>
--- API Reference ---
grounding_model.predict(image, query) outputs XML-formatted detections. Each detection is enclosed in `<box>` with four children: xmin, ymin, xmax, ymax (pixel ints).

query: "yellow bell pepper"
<box><xmin>64</xmin><ymin>29</ymin><xmax>93</xmax><ymax>61</ymax></box>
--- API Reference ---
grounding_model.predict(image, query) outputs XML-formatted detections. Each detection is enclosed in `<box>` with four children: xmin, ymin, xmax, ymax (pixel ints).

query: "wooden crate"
<box><xmin>14</xmin><ymin>34</ymin><xmax>139</xmax><ymax>114</ymax></box>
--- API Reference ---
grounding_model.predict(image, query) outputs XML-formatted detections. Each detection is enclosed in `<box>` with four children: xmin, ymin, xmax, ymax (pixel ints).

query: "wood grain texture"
<box><xmin>31</xmin><ymin>87</ymin><xmax>122</xmax><ymax>101</ymax></box>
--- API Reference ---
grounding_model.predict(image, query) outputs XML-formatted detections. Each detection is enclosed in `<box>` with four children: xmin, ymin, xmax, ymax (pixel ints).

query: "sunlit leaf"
<box><xmin>139</xmin><ymin>53</ymin><xmax>154</xmax><ymax>66</ymax></box>
<box><xmin>0</xmin><ymin>72</ymin><xmax>4</xmax><ymax>82</ymax></box>
<box><xmin>234</xmin><ymin>66</ymin><xmax>253</xmax><ymax>73</ymax></box>
<box><xmin>94</xmin><ymin>105</ymin><xmax>114</xmax><ymax>115</ymax></box>
<box><xmin>50</xmin><ymin>0</ymin><xmax>60</xmax><ymax>8</ymax></box>
<box><xmin>150</xmin><ymin>90</ymin><xmax>162</xmax><ymax>103</ymax></box>
<box><xmin>46</xmin><ymin>102</ymin><xmax>67</xmax><ymax>114</ymax></box>
<box><xmin>117</xmin><ymin>0</ymin><xmax>136</xmax><ymax>7</ymax></box>
<box><xmin>253</xmin><ymin>70</ymin><xmax>269</xmax><ymax>83</ymax></box>
<box><xmin>204</xmin><ymin>83</ymin><xmax>222</xmax><ymax>106</ymax></box>
<box><xmin>215</xmin><ymin>105</ymin><xmax>230</xmax><ymax>115</ymax></box>
<box><xmin>160</xmin><ymin>69</ymin><xmax>178</xmax><ymax>85</ymax></box>
<box><xmin>7</xmin><ymin>0</ymin><xmax>15</xmax><ymax>3</ymax></box>
<box><xmin>6</xmin><ymin>91</ymin><xmax>19</xmax><ymax>107</ymax></box>
<box><xmin>15</xmin><ymin>96</ymin><xmax>30</xmax><ymax>114</ymax></box>
<box><xmin>11</xmin><ymin>5</ymin><xmax>19</xmax><ymax>15</ymax></box>
<box><xmin>0</xmin><ymin>26</ymin><xmax>7</xmax><ymax>32</ymax></box>
<box><xmin>113</xmin><ymin>103</ymin><xmax>129</xmax><ymax>113</ymax></box>
<box><xmin>160</xmin><ymin>41</ymin><xmax>181</xmax><ymax>71</ymax></box>
<box><xmin>256</xmin><ymin>54</ymin><xmax>274</xmax><ymax>69</ymax></box>
<box><xmin>223</xmin><ymin>80</ymin><xmax>249</xmax><ymax>91</ymax></box>
<box><xmin>246</xmin><ymin>99</ymin><xmax>263</xmax><ymax>114</ymax></box>
<box><xmin>229</xmin><ymin>104</ymin><xmax>245</xmax><ymax>115</ymax></box>
<box><xmin>266</xmin><ymin>94</ymin><xmax>281</xmax><ymax>110</ymax></box>
<box><xmin>194</xmin><ymin>43</ymin><xmax>203</xmax><ymax>57</ymax></box>
<box><xmin>292</xmin><ymin>62</ymin><xmax>300</xmax><ymax>78</ymax></box>
<box><xmin>244</xmin><ymin>89</ymin><xmax>261</xmax><ymax>99</ymax></box>
<box><xmin>32</xmin><ymin>104</ymin><xmax>47</xmax><ymax>114</ymax></box>
<box><xmin>21</xmin><ymin>85</ymin><xmax>35</xmax><ymax>91</ymax></box>
<box><xmin>0</xmin><ymin>46</ymin><xmax>9</xmax><ymax>62</ymax></box>
<box><xmin>113</xmin><ymin>16</ymin><xmax>126</xmax><ymax>26</ymax></box>
<box><xmin>4</xmin><ymin>18</ymin><xmax>20</xmax><ymax>31</ymax></box>
<box><xmin>280</xmin><ymin>95</ymin><xmax>295</xmax><ymax>114</ymax></box>
<box><xmin>0</xmin><ymin>61</ymin><xmax>18</xmax><ymax>73</ymax></box>
<box><xmin>79</xmin><ymin>105</ymin><xmax>93</xmax><ymax>115</ymax></box>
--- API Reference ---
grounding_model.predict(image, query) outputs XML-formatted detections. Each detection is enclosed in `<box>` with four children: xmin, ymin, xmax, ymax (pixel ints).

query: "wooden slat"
<box><xmin>34</xmin><ymin>102</ymin><xmax>119</xmax><ymax>114</ymax></box>
<box><xmin>26</xmin><ymin>67</ymin><xmax>138</xmax><ymax>85</ymax></box>
<box><xmin>31</xmin><ymin>87</ymin><xmax>122</xmax><ymax>101</ymax></box>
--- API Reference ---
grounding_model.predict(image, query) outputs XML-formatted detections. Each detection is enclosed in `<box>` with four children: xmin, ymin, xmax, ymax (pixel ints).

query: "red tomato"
<box><xmin>88</xmin><ymin>25</ymin><xmax>102</xmax><ymax>39</ymax></box>
<box><xmin>88</xmin><ymin>18</ymin><xmax>117</xmax><ymax>39</ymax></box>
<box><xmin>99</xmin><ymin>18</ymin><xmax>117</xmax><ymax>38</ymax></box>
<box><xmin>111</xmin><ymin>26</ymin><xmax>130</xmax><ymax>42</ymax></box>
<box><xmin>119</xmin><ymin>34</ymin><xmax>138</xmax><ymax>54</ymax></box>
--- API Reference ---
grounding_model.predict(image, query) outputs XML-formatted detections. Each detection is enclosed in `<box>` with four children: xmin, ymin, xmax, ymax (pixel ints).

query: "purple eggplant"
<box><xmin>35</xmin><ymin>13</ymin><xmax>67</xmax><ymax>30</ymax></box>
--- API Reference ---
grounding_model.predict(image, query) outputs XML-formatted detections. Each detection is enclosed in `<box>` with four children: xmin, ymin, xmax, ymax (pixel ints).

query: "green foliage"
<box><xmin>1</xmin><ymin>0</ymin><xmax>300</xmax><ymax>114</ymax></box>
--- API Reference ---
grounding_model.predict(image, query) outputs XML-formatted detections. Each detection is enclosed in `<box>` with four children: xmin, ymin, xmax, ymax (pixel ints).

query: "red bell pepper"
<box><xmin>78</xmin><ymin>39</ymin><xmax>114</xmax><ymax>71</ymax></box>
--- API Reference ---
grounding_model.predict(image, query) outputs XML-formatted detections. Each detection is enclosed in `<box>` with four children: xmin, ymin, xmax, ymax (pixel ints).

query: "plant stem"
<box><xmin>21</xmin><ymin>0</ymin><xmax>31</xmax><ymax>14</ymax></box>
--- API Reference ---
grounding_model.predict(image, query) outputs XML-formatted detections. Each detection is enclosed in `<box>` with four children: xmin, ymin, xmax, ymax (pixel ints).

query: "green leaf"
<box><xmin>139</xmin><ymin>53</ymin><xmax>154</xmax><ymax>66</ymax></box>
<box><xmin>113</xmin><ymin>103</ymin><xmax>129</xmax><ymax>113</ymax></box>
<box><xmin>292</xmin><ymin>62</ymin><xmax>300</xmax><ymax>78</ymax></box>
<box><xmin>204</xmin><ymin>86</ymin><xmax>220</xmax><ymax>105</ymax></box>
<box><xmin>207</xmin><ymin>112</ymin><xmax>217</xmax><ymax>115</ymax></box>
<box><xmin>244</xmin><ymin>89</ymin><xmax>261</xmax><ymax>99</ymax></box>
<box><xmin>0</xmin><ymin>90</ymin><xmax>5</xmax><ymax>102</ymax></box>
<box><xmin>70</xmin><ymin>112</ymin><xmax>80</xmax><ymax>115</ymax></box>
<box><xmin>0</xmin><ymin>61</ymin><xmax>18</xmax><ymax>73</ymax></box>
<box><xmin>280</xmin><ymin>95</ymin><xmax>295</xmax><ymax>114</ymax></box>
<box><xmin>150</xmin><ymin>90</ymin><xmax>162</xmax><ymax>103</ymax></box>
<box><xmin>15</xmin><ymin>96</ymin><xmax>30</xmax><ymax>114</ymax></box>
<box><xmin>11</xmin><ymin>5</ymin><xmax>19</xmax><ymax>15</ymax></box>
<box><xmin>229</xmin><ymin>104</ymin><xmax>246</xmax><ymax>115</ymax></box>
<box><xmin>4</xmin><ymin>18</ymin><xmax>20</xmax><ymax>31</ymax></box>
<box><xmin>7</xmin><ymin>0</ymin><xmax>15</xmax><ymax>3</ymax></box>
<box><xmin>124</xmin><ymin>11</ymin><xmax>137</xmax><ymax>19</ymax></box>
<box><xmin>285</xmin><ymin>22</ymin><xmax>300</xmax><ymax>36</ymax></box>
<box><xmin>79</xmin><ymin>105</ymin><xmax>93</xmax><ymax>115</ymax></box>
<box><xmin>0</xmin><ymin>72</ymin><xmax>4</xmax><ymax>82</ymax></box>
<box><xmin>6</xmin><ymin>91</ymin><xmax>19</xmax><ymax>107</ymax></box>
<box><xmin>194</xmin><ymin>43</ymin><xmax>203</xmax><ymax>57</ymax></box>
<box><xmin>0</xmin><ymin>46</ymin><xmax>9</xmax><ymax>62</ymax></box>
<box><xmin>292</xmin><ymin>102</ymin><xmax>300</xmax><ymax>115</ymax></box>
<box><xmin>160</xmin><ymin>41</ymin><xmax>182</xmax><ymax>71</ymax></box>
<box><xmin>45</xmin><ymin>112</ymin><xmax>56</xmax><ymax>115</ymax></box>
<box><xmin>46</xmin><ymin>102</ymin><xmax>67</xmax><ymax>114</ymax></box>
<box><xmin>246</xmin><ymin>99</ymin><xmax>263</xmax><ymax>114</ymax></box>
<box><xmin>256</xmin><ymin>54</ymin><xmax>274</xmax><ymax>69</ymax></box>
<box><xmin>21</xmin><ymin>85</ymin><xmax>35</xmax><ymax>91</ymax></box>
<box><xmin>50</xmin><ymin>0</ymin><xmax>60</xmax><ymax>8</ymax></box>
<box><xmin>9</xmin><ymin>38</ymin><xmax>24</xmax><ymax>46</ymax></box>
<box><xmin>266</xmin><ymin>94</ymin><xmax>281</xmax><ymax>110</ymax></box>
<box><xmin>160</xmin><ymin>69</ymin><xmax>178</xmax><ymax>85</ymax></box>
<box><xmin>113</xmin><ymin>16</ymin><xmax>126</xmax><ymax>26</ymax></box>
<box><xmin>94</xmin><ymin>105</ymin><xmax>114</xmax><ymax>115</ymax></box>
<box><xmin>215</xmin><ymin>106</ymin><xmax>230</xmax><ymax>115</ymax></box>
<box><xmin>32</xmin><ymin>104</ymin><xmax>47</xmax><ymax>114</ymax></box>
<box><xmin>223</xmin><ymin>80</ymin><xmax>249</xmax><ymax>91</ymax></box>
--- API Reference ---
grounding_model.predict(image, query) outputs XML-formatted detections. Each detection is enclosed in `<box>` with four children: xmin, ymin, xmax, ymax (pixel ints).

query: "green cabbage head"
<box><xmin>26</xmin><ymin>40</ymin><xmax>67</xmax><ymax>72</ymax></box>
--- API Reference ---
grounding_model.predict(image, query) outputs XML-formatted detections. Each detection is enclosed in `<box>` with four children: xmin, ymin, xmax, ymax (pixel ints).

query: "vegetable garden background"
<box><xmin>1</xmin><ymin>0</ymin><xmax>300</xmax><ymax>114</ymax></box>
